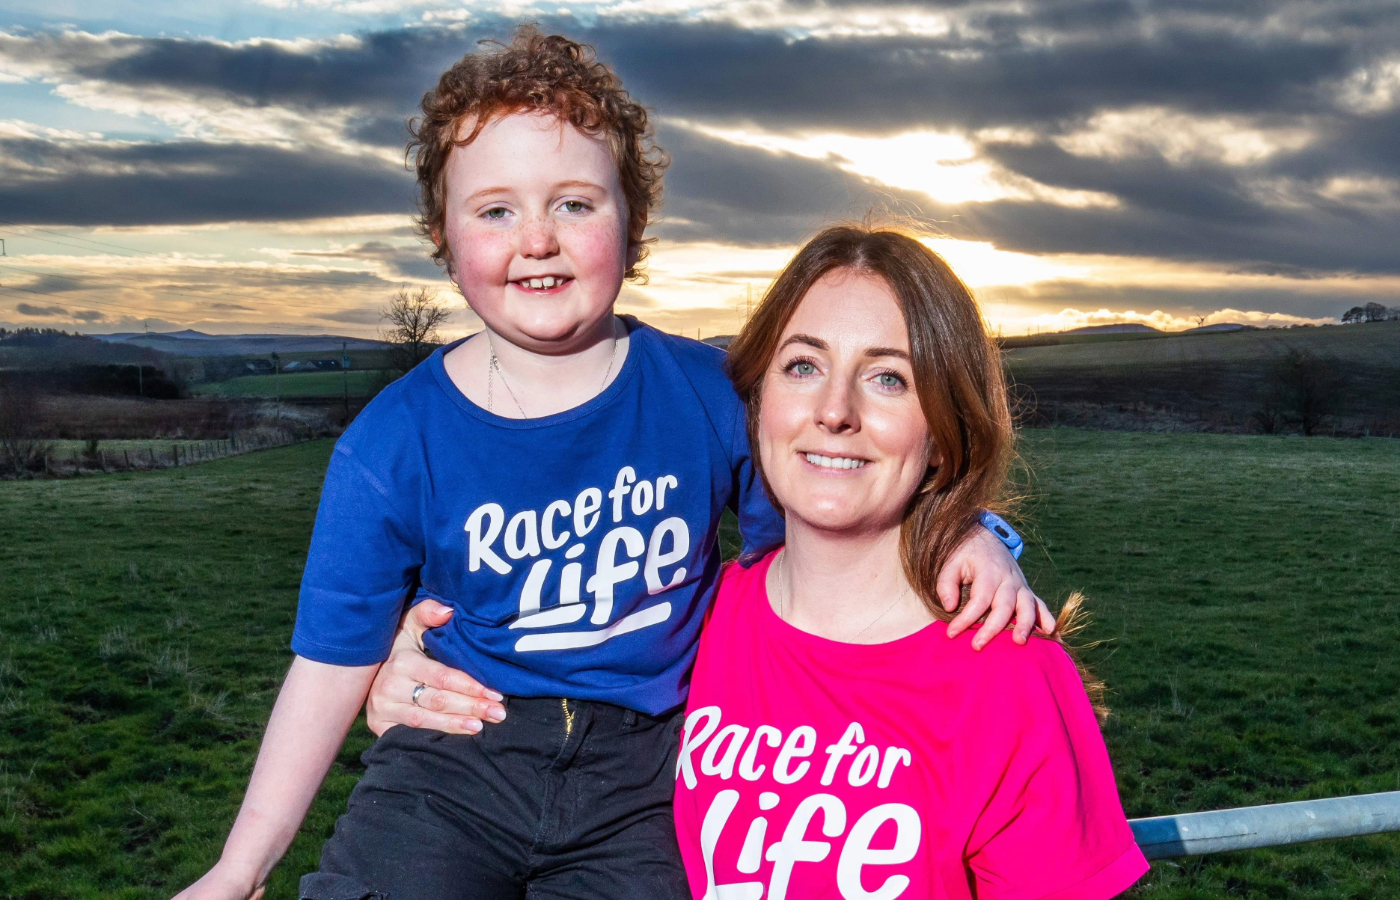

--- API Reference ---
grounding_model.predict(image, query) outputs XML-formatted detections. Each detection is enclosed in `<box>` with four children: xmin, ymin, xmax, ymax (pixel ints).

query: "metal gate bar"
<box><xmin>1130</xmin><ymin>791</ymin><xmax>1400</xmax><ymax>859</ymax></box>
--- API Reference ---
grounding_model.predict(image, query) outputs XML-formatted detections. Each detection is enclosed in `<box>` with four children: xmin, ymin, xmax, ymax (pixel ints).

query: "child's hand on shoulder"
<box><xmin>938</xmin><ymin>526</ymin><xmax>1055</xmax><ymax>650</ymax></box>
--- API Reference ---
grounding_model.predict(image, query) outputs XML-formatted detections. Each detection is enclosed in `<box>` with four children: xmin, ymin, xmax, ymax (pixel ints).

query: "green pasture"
<box><xmin>1005</xmin><ymin>320</ymin><xmax>1399</xmax><ymax>372</ymax></box>
<box><xmin>44</xmin><ymin>439</ymin><xmax>212</xmax><ymax>462</ymax></box>
<box><xmin>1</xmin><ymin>431</ymin><xmax>1398</xmax><ymax>898</ymax></box>
<box><xmin>191</xmin><ymin>369</ymin><xmax>389</xmax><ymax>399</ymax></box>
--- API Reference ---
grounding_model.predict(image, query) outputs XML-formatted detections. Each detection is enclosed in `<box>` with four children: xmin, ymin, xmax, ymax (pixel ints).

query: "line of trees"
<box><xmin>1251</xmin><ymin>347</ymin><xmax>1350</xmax><ymax>436</ymax></box>
<box><xmin>1340</xmin><ymin>303</ymin><xmax>1400</xmax><ymax>324</ymax></box>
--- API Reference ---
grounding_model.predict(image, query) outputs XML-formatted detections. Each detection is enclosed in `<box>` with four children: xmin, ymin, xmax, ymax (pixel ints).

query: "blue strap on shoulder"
<box><xmin>978</xmin><ymin>510</ymin><xmax>1024</xmax><ymax>560</ymax></box>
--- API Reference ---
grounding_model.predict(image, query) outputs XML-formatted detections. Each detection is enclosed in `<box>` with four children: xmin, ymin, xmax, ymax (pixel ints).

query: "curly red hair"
<box><xmin>408</xmin><ymin>26</ymin><xmax>668</xmax><ymax>281</ymax></box>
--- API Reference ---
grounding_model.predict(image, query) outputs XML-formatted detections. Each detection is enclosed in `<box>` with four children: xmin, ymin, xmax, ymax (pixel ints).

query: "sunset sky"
<box><xmin>3</xmin><ymin>0</ymin><xmax>1399</xmax><ymax>339</ymax></box>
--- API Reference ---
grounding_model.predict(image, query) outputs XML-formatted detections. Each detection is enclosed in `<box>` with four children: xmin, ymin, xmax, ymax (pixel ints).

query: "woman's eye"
<box><xmin>483</xmin><ymin>207</ymin><xmax>509</xmax><ymax>220</ymax></box>
<box><xmin>560</xmin><ymin>200</ymin><xmax>588</xmax><ymax>214</ymax></box>
<box><xmin>875</xmin><ymin>372</ymin><xmax>905</xmax><ymax>389</ymax></box>
<box><xmin>791</xmin><ymin>361</ymin><xmax>817</xmax><ymax>376</ymax></box>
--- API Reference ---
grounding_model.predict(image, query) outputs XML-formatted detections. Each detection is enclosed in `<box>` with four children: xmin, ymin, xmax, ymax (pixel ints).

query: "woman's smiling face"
<box><xmin>758</xmin><ymin>267</ymin><xmax>935</xmax><ymax>535</ymax></box>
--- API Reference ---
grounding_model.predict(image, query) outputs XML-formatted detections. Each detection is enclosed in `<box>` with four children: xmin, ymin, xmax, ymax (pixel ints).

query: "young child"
<box><xmin>175</xmin><ymin>28</ymin><xmax>1043</xmax><ymax>900</ymax></box>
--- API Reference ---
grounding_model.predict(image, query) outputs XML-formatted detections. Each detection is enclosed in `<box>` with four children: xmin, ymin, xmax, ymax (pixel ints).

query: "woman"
<box><xmin>671</xmin><ymin>225</ymin><xmax>1146</xmax><ymax>898</ymax></box>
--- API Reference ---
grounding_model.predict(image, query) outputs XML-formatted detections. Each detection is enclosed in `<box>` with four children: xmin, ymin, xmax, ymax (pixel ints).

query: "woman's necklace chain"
<box><xmin>774</xmin><ymin>549</ymin><xmax>911</xmax><ymax>643</ymax></box>
<box><xmin>486</xmin><ymin>321</ymin><xmax>619</xmax><ymax>418</ymax></box>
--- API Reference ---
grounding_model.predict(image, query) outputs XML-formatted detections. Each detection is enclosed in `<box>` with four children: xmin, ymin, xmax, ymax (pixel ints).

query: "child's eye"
<box><xmin>483</xmin><ymin>206</ymin><xmax>510</xmax><ymax>220</ymax></box>
<box><xmin>559</xmin><ymin>200</ymin><xmax>589</xmax><ymax>214</ymax></box>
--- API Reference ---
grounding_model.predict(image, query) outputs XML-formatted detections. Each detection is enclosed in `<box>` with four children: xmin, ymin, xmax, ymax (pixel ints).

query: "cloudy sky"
<box><xmin>3</xmin><ymin>0</ymin><xmax>1399</xmax><ymax>339</ymax></box>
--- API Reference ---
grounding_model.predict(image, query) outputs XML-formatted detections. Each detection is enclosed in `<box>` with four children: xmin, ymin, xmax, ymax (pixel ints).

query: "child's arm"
<box><xmin>173</xmin><ymin>657</ymin><xmax>378</xmax><ymax>900</ymax></box>
<box><xmin>939</xmin><ymin>526</ymin><xmax>1057</xmax><ymax>649</ymax></box>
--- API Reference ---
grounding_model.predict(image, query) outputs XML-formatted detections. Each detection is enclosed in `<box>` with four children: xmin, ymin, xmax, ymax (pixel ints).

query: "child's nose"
<box><xmin>520</xmin><ymin>218</ymin><xmax>560</xmax><ymax>259</ymax></box>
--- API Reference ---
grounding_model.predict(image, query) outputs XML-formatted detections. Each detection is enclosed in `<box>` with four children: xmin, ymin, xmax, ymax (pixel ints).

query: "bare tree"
<box><xmin>0</xmin><ymin>376</ymin><xmax>51</xmax><ymax>476</ymax></box>
<box><xmin>1265</xmin><ymin>346</ymin><xmax>1349</xmax><ymax>436</ymax></box>
<box><xmin>381</xmin><ymin>286</ymin><xmax>450</xmax><ymax>375</ymax></box>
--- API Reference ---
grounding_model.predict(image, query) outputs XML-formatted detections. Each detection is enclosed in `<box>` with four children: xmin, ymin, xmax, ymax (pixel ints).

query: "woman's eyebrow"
<box><xmin>865</xmin><ymin>346</ymin><xmax>910</xmax><ymax>360</ymax></box>
<box><xmin>779</xmin><ymin>334</ymin><xmax>828</xmax><ymax>351</ymax></box>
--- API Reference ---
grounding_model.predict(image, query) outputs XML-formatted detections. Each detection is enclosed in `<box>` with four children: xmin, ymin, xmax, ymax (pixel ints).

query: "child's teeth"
<box><xmin>542</xmin><ymin>276</ymin><xmax>556</xmax><ymax>288</ymax></box>
<box><xmin>529</xmin><ymin>278</ymin><xmax>544</xmax><ymax>289</ymax></box>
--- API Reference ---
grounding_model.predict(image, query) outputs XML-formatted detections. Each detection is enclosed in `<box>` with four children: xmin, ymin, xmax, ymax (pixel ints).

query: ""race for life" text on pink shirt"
<box><xmin>673</xmin><ymin>551</ymin><xmax>1149</xmax><ymax>900</ymax></box>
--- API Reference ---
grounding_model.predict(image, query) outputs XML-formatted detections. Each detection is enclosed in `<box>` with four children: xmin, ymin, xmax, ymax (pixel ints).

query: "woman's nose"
<box><xmin>816</xmin><ymin>378</ymin><xmax>859</xmax><ymax>434</ymax></box>
<box><xmin>520</xmin><ymin>217</ymin><xmax>560</xmax><ymax>259</ymax></box>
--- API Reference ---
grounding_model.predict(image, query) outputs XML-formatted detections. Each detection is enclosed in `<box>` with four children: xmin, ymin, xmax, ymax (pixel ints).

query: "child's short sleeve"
<box><xmin>964</xmin><ymin>644</ymin><xmax>1148</xmax><ymax>900</ymax></box>
<box><xmin>727</xmin><ymin>400</ymin><xmax>785</xmax><ymax>565</ymax></box>
<box><xmin>291</xmin><ymin>444</ymin><xmax>423</xmax><ymax>666</ymax></box>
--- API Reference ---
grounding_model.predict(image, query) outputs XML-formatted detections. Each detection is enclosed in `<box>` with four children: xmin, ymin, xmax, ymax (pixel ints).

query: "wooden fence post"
<box><xmin>124</xmin><ymin>450</ymin><xmax>131</xmax><ymax>469</ymax></box>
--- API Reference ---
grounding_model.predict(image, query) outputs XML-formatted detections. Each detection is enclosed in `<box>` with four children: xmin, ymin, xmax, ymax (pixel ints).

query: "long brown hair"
<box><xmin>725</xmin><ymin>223</ymin><xmax>1107</xmax><ymax>719</ymax></box>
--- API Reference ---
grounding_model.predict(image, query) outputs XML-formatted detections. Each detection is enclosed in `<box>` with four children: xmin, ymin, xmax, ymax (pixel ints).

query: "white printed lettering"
<box><xmin>701</xmin><ymin>724</ymin><xmax>750</xmax><ymax>780</ymax></box>
<box><xmin>699</xmin><ymin>790</ymin><xmax>764</xmax><ymax>900</ymax></box>
<box><xmin>609</xmin><ymin>466</ymin><xmax>636</xmax><ymax>522</ymax></box>
<box><xmin>774</xmin><ymin>726</ymin><xmax>817</xmax><ymax>785</ymax></box>
<box><xmin>631</xmin><ymin>479</ymin><xmax>654</xmax><ymax>516</ymax></box>
<box><xmin>541</xmin><ymin>499</ymin><xmax>571</xmax><ymax>549</ymax></box>
<box><xmin>644</xmin><ymin>517</ymin><xmax>690</xmax><ymax>594</ymax></box>
<box><xmin>505</xmin><ymin>509</ymin><xmax>540</xmax><ymax>559</ymax></box>
<box><xmin>585</xmin><ymin>526</ymin><xmax>645</xmax><ymax>624</ymax></box>
<box><xmin>822</xmin><ymin>723</ymin><xmax>865</xmax><ymax>786</ymax></box>
<box><xmin>678</xmin><ymin>707</ymin><xmax>722</xmax><ymax>790</ymax></box>
<box><xmin>656</xmin><ymin>475</ymin><xmax>678</xmax><ymax>510</ymax></box>
<box><xmin>739</xmin><ymin>725</ymin><xmax>782</xmax><ymax>781</ymax></box>
<box><xmin>517</xmin><ymin>558</ymin><xmax>551</xmax><ymax>616</ymax></box>
<box><xmin>574</xmin><ymin>488</ymin><xmax>603</xmax><ymax>537</ymax></box>
<box><xmin>465</xmin><ymin>503</ymin><xmax>510</xmax><ymax>574</ymax></box>
<box><xmin>766</xmin><ymin>794</ymin><xmax>847</xmax><ymax>900</ymax></box>
<box><xmin>877</xmin><ymin>747</ymin><xmax>912</xmax><ymax>789</ymax></box>
<box><xmin>836</xmin><ymin>804</ymin><xmax>921</xmax><ymax>900</ymax></box>
<box><xmin>848</xmin><ymin>746</ymin><xmax>880</xmax><ymax>787</ymax></box>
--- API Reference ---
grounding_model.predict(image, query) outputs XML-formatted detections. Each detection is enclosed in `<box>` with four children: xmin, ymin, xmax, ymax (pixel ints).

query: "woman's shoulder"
<box><xmin>942</xmin><ymin>630</ymin><xmax>1086</xmax><ymax>715</ymax></box>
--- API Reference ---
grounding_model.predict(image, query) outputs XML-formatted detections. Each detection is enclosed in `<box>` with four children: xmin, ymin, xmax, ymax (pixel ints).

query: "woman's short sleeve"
<box><xmin>964</xmin><ymin>643</ymin><xmax>1149</xmax><ymax>900</ymax></box>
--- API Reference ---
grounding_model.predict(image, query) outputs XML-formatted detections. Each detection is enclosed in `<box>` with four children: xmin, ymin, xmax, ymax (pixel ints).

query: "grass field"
<box><xmin>1</xmin><ymin>432</ymin><xmax>1398</xmax><ymax>898</ymax></box>
<box><xmin>44</xmin><ymin>440</ymin><xmax>217</xmax><ymax>462</ymax></box>
<box><xmin>1005</xmin><ymin>320</ymin><xmax>1400</xmax><ymax>372</ymax></box>
<box><xmin>191</xmin><ymin>370</ymin><xmax>389</xmax><ymax>399</ymax></box>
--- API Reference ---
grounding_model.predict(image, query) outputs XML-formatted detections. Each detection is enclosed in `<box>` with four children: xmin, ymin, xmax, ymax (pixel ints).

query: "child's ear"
<box><xmin>625</xmin><ymin>240</ymin><xmax>642</xmax><ymax>273</ymax></box>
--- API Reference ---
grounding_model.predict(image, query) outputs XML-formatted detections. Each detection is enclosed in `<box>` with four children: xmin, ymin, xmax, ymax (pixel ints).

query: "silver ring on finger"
<box><xmin>411</xmin><ymin>682</ymin><xmax>428</xmax><ymax>707</ymax></box>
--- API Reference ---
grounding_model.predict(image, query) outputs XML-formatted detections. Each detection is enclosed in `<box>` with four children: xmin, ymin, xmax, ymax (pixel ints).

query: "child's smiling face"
<box><xmin>440</xmin><ymin>111</ymin><xmax>636</xmax><ymax>353</ymax></box>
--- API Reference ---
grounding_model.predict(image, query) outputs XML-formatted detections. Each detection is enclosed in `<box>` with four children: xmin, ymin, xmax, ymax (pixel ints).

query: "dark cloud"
<box><xmin>2</xmin><ymin>1</ymin><xmax>1398</xmax><ymax>280</ymax></box>
<box><xmin>15</xmin><ymin>302</ymin><xmax>68</xmax><ymax>316</ymax></box>
<box><xmin>291</xmin><ymin>240</ymin><xmax>444</xmax><ymax>281</ymax></box>
<box><xmin>73</xmin><ymin>309</ymin><xmax>106</xmax><ymax>322</ymax></box>
<box><xmin>209</xmin><ymin>302</ymin><xmax>254</xmax><ymax>311</ymax></box>
<box><xmin>0</xmin><ymin>135</ymin><xmax>414</xmax><ymax>226</ymax></box>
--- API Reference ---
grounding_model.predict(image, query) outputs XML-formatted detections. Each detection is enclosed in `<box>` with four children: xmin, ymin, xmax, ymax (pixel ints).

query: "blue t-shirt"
<box><xmin>291</xmin><ymin>317</ymin><xmax>785</xmax><ymax>714</ymax></box>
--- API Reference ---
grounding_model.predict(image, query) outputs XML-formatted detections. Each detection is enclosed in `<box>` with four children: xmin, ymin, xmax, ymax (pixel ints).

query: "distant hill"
<box><xmin>1059</xmin><ymin>324</ymin><xmax>1162</xmax><ymax>335</ymax></box>
<box><xmin>91</xmin><ymin>330</ymin><xmax>390</xmax><ymax>358</ymax></box>
<box><xmin>1183</xmin><ymin>323</ymin><xmax>1253</xmax><ymax>333</ymax></box>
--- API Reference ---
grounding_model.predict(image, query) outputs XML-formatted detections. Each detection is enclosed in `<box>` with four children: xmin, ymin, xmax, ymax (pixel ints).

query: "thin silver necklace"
<box><xmin>486</xmin><ymin>320</ymin><xmax>620</xmax><ymax>418</ymax></box>
<box><xmin>773</xmin><ymin>549</ymin><xmax>910</xmax><ymax>643</ymax></box>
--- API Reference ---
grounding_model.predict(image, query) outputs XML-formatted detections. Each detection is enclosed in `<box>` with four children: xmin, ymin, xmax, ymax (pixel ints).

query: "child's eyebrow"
<box><xmin>553</xmin><ymin>180</ymin><xmax>608</xmax><ymax>193</ymax></box>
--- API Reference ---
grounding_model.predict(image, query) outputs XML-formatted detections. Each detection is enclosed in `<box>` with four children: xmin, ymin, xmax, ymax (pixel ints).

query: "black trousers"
<box><xmin>299</xmin><ymin>697</ymin><xmax>690</xmax><ymax>900</ymax></box>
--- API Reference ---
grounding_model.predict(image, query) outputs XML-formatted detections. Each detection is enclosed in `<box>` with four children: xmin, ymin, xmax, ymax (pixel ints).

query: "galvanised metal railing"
<box><xmin>1129</xmin><ymin>791</ymin><xmax>1400</xmax><ymax>859</ymax></box>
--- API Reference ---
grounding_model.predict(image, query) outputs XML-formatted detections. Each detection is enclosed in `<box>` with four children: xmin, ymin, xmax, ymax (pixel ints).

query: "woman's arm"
<box><xmin>364</xmin><ymin>599</ymin><xmax>507</xmax><ymax>737</ymax></box>
<box><xmin>173</xmin><ymin>657</ymin><xmax>378</xmax><ymax>900</ymax></box>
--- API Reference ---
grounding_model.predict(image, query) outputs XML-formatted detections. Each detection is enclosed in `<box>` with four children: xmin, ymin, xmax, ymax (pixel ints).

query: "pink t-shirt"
<box><xmin>673</xmin><ymin>552</ymin><xmax>1148</xmax><ymax>900</ymax></box>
